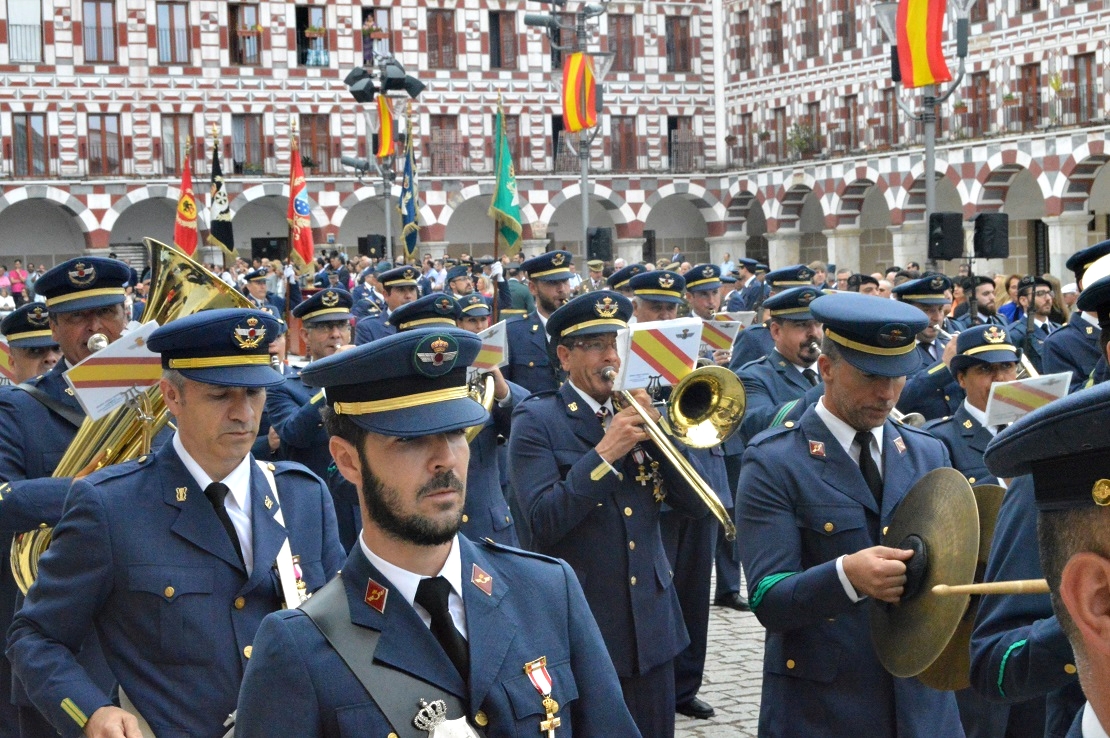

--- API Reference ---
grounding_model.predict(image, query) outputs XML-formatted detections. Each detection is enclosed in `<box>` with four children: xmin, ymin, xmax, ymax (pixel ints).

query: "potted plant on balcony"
<box><xmin>952</xmin><ymin>99</ymin><xmax>968</xmax><ymax>114</ymax></box>
<box><xmin>300</xmin><ymin>154</ymin><xmax>316</xmax><ymax>173</ymax></box>
<box><xmin>304</xmin><ymin>25</ymin><xmax>326</xmax><ymax>39</ymax></box>
<box><xmin>786</xmin><ymin>122</ymin><xmax>818</xmax><ymax>160</ymax></box>
<box><xmin>362</xmin><ymin>19</ymin><xmax>387</xmax><ymax>39</ymax></box>
<box><xmin>237</xmin><ymin>24</ymin><xmax>260</xmax><ymax>38</ymax></box>
<box><xmin>758</xmin><ymin>130</ymin><xmax>772</xmax><ymax>142</ymax></box>
<box><xmin>1003</xmin><ymin>92</ymin><xmax>1020</xmax><ymax>107</ymax></box>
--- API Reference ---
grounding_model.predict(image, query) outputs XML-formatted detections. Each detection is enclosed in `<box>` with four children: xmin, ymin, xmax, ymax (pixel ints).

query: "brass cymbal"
<box><xmin>871</xmin><ymin>468</ymin><xmax>979</xmax><ymax>679</ymax></box>
<box><xmin>916</xmin><ymin>484</ymin><xmax>1006</xmax><ymax>691</ymax></box>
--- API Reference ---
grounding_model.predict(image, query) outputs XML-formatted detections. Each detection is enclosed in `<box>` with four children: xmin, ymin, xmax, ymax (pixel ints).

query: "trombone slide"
<box><xmin>932</xmin><ymin>579</ymin><xmax>1049</xmax><ymax>596</ymax></box>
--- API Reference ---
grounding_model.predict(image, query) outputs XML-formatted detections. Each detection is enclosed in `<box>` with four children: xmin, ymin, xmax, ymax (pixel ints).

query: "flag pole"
<box><xmin>491</xmin><ymin>94</ymin><xmax>502</xmax><ymax>323</ymax></box>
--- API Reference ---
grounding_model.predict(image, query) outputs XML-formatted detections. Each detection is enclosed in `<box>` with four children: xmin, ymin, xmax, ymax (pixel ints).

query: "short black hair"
<box><xmin>322</xmin><ymin>406</ymin><xmax>369</xmax><ymax>450</ymax></box>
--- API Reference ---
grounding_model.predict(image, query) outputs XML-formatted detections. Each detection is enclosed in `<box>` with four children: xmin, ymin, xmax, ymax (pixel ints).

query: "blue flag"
<box><xmin>397</xmin><ymin>110</ymin><xmax>419</xmax><ymax>264</ymax></box>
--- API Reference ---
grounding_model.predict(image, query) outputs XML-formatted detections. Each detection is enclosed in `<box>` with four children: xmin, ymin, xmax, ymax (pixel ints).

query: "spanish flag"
<box><xmin>562</xmin><ymin>52</ymin><xmax>597</xmax><ymax>133</ymax></box>
<box><xmin>896</xmin><ymin>0</ymin><xmax>952</xmax><ymax>89</ymax></box>
<box><xmin>376</xmin><ymin>95</ymin><xmax>395</xmax><ymax>159</ymax></box>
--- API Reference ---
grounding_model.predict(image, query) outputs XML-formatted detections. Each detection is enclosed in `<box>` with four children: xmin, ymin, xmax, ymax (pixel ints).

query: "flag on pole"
<box><xmin>896</xmin><ymin>0</ymin><xmax>952</xmax><ymax>89</ymax></box>
<box><xmin>206</xmin><ymin>130</ymin><xmax>237</xmax><ymax>260</ymax></box>
<box><xmin>376</xmin><ymin>95</ymin><xmax>395</xmax><ymax>159</ymax></box>
<box><xmin>488</xmin><ymin>97</ymin><xmax>522</xmax><ymax>257</ymax></box>
<box><xmin>397</xmin><ymin>103</ymin><xmax>420</xmax><ymax>264</ymax></box>
<box><xmin>562</xmin><ymin>52</ymin><xmax>598</xmax><ymax>133</ymax></box>
<box><xmin>287</xmin><ymin>135</ymin><xmax>315</xmax><ymax>275</ymax></box>
<box><xmin>173</xmin><ymin>137</ymin><xmax>199</xmax><ymax>256</ymax></box>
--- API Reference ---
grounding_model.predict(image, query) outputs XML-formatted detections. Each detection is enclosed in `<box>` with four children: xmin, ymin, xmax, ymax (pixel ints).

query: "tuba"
<box><xmin>10</xmin><ymin>238</ymin><xmax>252</xmax><ymax>594</ymax></box>
<box><xmin>604</xmin><ymin>365</ymin><xmax>745</xmax><ymax>540</ymax></box>
<box><xmin>463</xmin><ymin>372</ymin><xmax>497</xmax><ymax>443</ymax></box>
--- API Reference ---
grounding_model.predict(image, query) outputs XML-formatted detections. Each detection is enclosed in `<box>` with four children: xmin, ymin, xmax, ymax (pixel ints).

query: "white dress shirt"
<box><xmin>173</xmin><ymin>433</ymin><xmax>256</xmax><ymax>575</ymax></box>
<box><xmin>1084</xmin><ymin>703</ymin><xmax>1110</xmax><ymax>738</ymax></box>
<box><xmin>360</xmin><ymin>534</ymin><xmax>468</xmax><ymax>639</ymax></box>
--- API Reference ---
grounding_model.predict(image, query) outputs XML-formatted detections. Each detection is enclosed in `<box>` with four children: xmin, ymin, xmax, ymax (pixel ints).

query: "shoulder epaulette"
<box><xmin>478</xmin><ymin>537</ymin><xmax>562</xmax><ymax>565</ymax></box>
<box><xmin>747</xmin><ymin>422</ymin><xmax>796</xmax><ymax>447</ymax></box>
<box><xmin>84</xmin><ymin>454</ymin><xmax>151</xmax><ymax>484</ymax></box>
<box><xmin>520</xmin><ymin>389</ymin><xmax>559</xmax><ymax>403</ymax></box>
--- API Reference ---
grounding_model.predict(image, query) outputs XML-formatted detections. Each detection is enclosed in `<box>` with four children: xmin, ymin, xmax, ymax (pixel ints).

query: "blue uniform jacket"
<box><xmin>728</xmin><ymin>323</ymin><xmax>775</xmax><ymax>371</ymax></box>
<box><xmin>266</xmin><ymin>374</ymin><xmax>331</xmax><ymax>481</ymax></box>
<box><xmin>354</xmin><ymin>312</ymin><xmax>396</xmax><ymax>346</ymax></box>
<box><xmin>970</xmin><ymin>474</ymin><xmax>1084</xmax><ymax>738</ymax></box>
<box><xmin>1042</xmin><ymin>312</ymin><xmax>1102</xmax><ymax>394</ymax></box>
<box><xmin>952</xmin><ymin>312</ymin><xmax>1007</xmax><ymax>331</ymax></box>
<box><xmin>737</xmin><ymin>349</ymin><xmax>822</xmax><ymax>445</ymax></box>
<box><xmin>922</xmin><ymin>403</ymin><xmax>999</xmax><ymax>486</ymax></box>
<box><xmin>898</xmin><ymin>359</ymin><xmax>964</xmax><ymax>421</ymax></box>
<box><xmin>508</xmin><ymin>383</ymin><xmax>708</xmax><ymax>677</ymax></box>
<box><xmin>502</xmin><ymin>312</ymin><xmax>559</xmax><ymax>395</ymax></box>
<box><xmin>1007</xmin><ymin>319</ymin><xmax>1059</xmax><ymax>375</ymax></box>
<box><xmin>6</xmin><ymin>442</ymin><xmax>345</xmax><ymax>738</ymax></box>
<box><xmin>253</xmin><ymin>364</ymin><xmax>298</xmax><ymax>460</ymax></box>
<box><xmin>737</xmin><ymin>408</ymin><xmax>962</xmax><ymax>738</ymax></box>
<box><xmin>462</xmin><ymin>380</ymin><xmax>527</xmax><ymax>545</ymax></box>
<box><xmin>235</xmin><ymin>538</ymin><xmax>639</xmax><ymax>737</ymax></box>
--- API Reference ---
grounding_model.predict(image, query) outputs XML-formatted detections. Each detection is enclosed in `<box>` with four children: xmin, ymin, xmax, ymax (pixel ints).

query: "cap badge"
<box><xmin>321</xmin><ymin>290</ymin><xmax>339</xmax><ymax>307</ymax></box>
<box><xmin>797</xmin><ymin>291</ymin><xmax>816</xmax><ymax>306</ymax></box>
<box><xmin>595</xmin><ymin>296</ymin><xmax>620</xmax><ymax>319</ymax></box>
<box><xmin>1093</xmin><ymin>479</ymin><xmax>1110</xmax><ymax>506</ymax></box>
<box><xmin>877</xmin><ymin>323</ymin><xmax>911</xmax><ymax>348</ymax></box>
<box><xmin>658</xmin><ymin>275</ymin><xmax>675</xmax><ymax>289</ymax></box>
<box><xmin>234</xmin><ymin>317</ymin><xmax>267</xmax><ymax>349</ymax></box>
<box><xmin>551</xmin><ymin>252</ymin><xmax>566</xmax><ymax>266</ymax></box>
<box><xmin>364</xmin><ymin>578</ymin><xmax>389</xmax><ymax>614</ymax></box>
<box><xmin>797</xmin><ymin>268</ymin><xmax>810</xmax><ymax>279</ymax></box>
<box><xmin>26</xmin><ymin>307</ymin><xmax>49</xmax><ymax>327</ymax></box>
<box><xmin>930</xmin><ymin>276</ymin><xmax>946</xmax><ymax>290</ymax></box>
<box><xmin>702</xmin><ymin>266</ymin><xmax>714</xmax><ymax>278</ymax></box>
<box><xmin>984</xmin><ymin>326</ymin><xmax>1006</xmax><ymax>344</ymax></box>
<box><xmin>414</xmin><ymin>333</ymin><xmax>459</xmax><ymax>377</ymax></box>
<box><xmin>471</xmin><ymin>563</ymin><xmax>494</xmax><ymax>596</ymax></box>
<box><xmin>403</xmin><ymin>268</ymin><xmax>416</xmax><ymax>280</ymax></box>
<box><xmin>435</xmin><ymin>297</ymin><xmax>456</xmax><ymax>315</ymax></box>
<box><xmin>68</xmin><ymin>262</ymin><xmax>96</xmax><ymax>287</ymax></box>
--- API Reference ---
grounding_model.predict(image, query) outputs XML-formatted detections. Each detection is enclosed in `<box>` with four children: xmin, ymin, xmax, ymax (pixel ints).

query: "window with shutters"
<box><xmin>1018</xmin><ymin>63</ymin><xmax>1040</xmax><ymax>131</ymax></box>
<box><xmin>968</xmin><ymin>71</ymin><xmax>990</xmax><ymax>137</ymax></box>
<box><xmin>12</xmin><ymin>113</ymin><xmax>49</xmax><ymax>177</ymax></box>
<box><xmin>429</xmin><ymin>115</ymin><xmax>463</xmax><ymax>175</ymax></box>
<box><xmin>156</xmin><ymin>2</ymin><xmax>189</xmax><ymax>64</ymax></box>
<box><xmin>8</xmin><ymin>0</ymin><xmax>43</xmax><ymax>63</ymax></box>
<box><xmin>801</xmin><ymin>0</ymin><xmax>819</xmax><ymax>58</ymax></box>
<box><xmin>295</xmin><ymin>5</ymin><xmax>328</xmax><ymax>67</ymax></box>
<box><xmin>83</xmin><ymin>1</ymin><xmax>116</xmax><ymax>64</ymax></box>
<box><xmin>736</xmin><ymin>11</ymin><xmax>751</xmax><ymax>72</ymax></box>
<box><xmin>1076</xmin><ymin>53</ymin><xmax>1097</xmax><ymax>123</ymax></box>
<box><xmin>490</xmin><ymin>11</ymin><xmax>517</xmax><ymax>70</ymax></box>
<box><xmin>611</xmin><ymin>116</ymin><xmax>637</xmax><ymax>172</ymax></box>
<box><xmin>88</xmin><ymin>113</ymin><xmax>121</xmax><ymax>176</ymax></box>
<box><xmin>969</xmin><ymin>0</ymin><xmax>988</xmax><ymax>23</ymax></box>
<box><xmin>737</xmin><ymin>111</ymin><xmax>754</xmax><ymax>166</ymax></box>
<box><xmin>361</xmin><ymin>7</ymin><xmax>390</xmax><ymax>65</ymax></box>
<box><xmin>300</xmin><ymin>114</ymin><xmax>331</xmax><ymax>174</ymax></box>
<box><xmin>837</xmin><ymin>0</ymin><xmax>856</xmax><ymax>50</ymax></box>
<box><xmin>609</xmin><ymin>14</ymin><xmax>634</xmax><ymax>72</ymax></box>
<box><xmin>552</xmin><ymin>115</ymin><xmax>575</xmax><ymax>172</ymax></box>
<box><xmin>229</xmin><ymin>4</ymin><xmax>261</xmax><ymax>66</ymax></box>
<box><xmin>427</xmin><ymin>9</ymin><xmax>456</xmax><ymax>70</ymax></box>
<box><xmin>665</xmin><ymin>16</ymin><xmax>691</xmax><ymax>73</ymax></box>
<box><xmin>668</xmin><ymin>116</ymin><xmax>700</xmax><ymax>172</ymax></box>
<box><xmin>767</xmin><ymin>4</ymin><xmax>783</xmax><ymax>67</ymax></box>
<box><xmin>160</xmin><ymin>114</ymin><xmax>192</xmax><ymax>176</ymax></box>
<box><xmin>232</xmin><ymin>114</ymin><xmax>265</xmax><ymax>175</ymax></box>
<box><xmin>773</xmin><ymin>106</ymin><xmax>787</xmax><ymax>160</ymax></box>
<box><xmin>804</xmin><ymin>101</ymin><xmax>822</xmax><ymax>156</ymax></box>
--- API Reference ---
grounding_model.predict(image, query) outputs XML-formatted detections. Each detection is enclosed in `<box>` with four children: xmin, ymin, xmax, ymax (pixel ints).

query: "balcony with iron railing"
<box><xmin>82</xmin><ymin>24</ymin><xmax>116</xmax><ymax>63</ymax></box>
<box><xmin>87</xmin><ymin>141</ymin><xmax>122</xmax><ymax>176</ymax></box>
<box><xmin>231</xmin><ymin>142</ymin><xmax>266</xmax><ymax>175</ymax></box>
<box><xmin>669</xmin><ymin>139</ymin><xmax>705</xmax><ymax>172</ymax></box>
<box><xmin>426</xmin><ymin>140</ymin><xmax>468</xmax><ymax>175</ymax></box>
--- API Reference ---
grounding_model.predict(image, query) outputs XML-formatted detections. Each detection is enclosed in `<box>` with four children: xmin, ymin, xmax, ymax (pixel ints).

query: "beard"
<box><xmin>357</xmin><ymin>446</ymin><xmax>465</xmax><ymax>546</ymax></box>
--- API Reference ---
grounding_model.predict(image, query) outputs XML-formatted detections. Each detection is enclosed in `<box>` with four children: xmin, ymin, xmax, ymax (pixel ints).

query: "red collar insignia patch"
<box><xmin>364</xmin><ymin>578</ymin><xmax>389</xmax><ymax>614</ymax></box>
<box><xmin>809</xmin><ymin>440</ymin><xmax>826</xmax><ymax>457</ymax></box>
<box><xmin>893</xmin><ymin>436</ymin><xmax>906</xmax><ymax>454</ymax></box>
<box><xmin>471</xmin><ymin>563</ymin><xmax>494</xmax><ymax>596</ymax></box>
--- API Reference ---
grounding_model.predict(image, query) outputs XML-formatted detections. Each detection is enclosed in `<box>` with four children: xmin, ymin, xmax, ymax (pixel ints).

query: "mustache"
<box><xmin>416</xmin><ymin>470</ymin><xmax>466</xmax><ymax>498</ymax></box>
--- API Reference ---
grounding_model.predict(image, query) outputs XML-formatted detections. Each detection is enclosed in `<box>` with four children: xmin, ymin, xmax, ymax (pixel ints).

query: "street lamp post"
<box><xmin>875</xmin><ymin>1</ymin><xmax>976</xmax><ymax>242</ymax></box>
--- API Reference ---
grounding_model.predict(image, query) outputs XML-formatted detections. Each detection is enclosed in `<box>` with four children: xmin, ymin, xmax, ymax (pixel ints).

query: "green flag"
<box><xmin>488</xmin><ymin>101</ymin><xmax>522</xmax><ymax>256</ymax></box>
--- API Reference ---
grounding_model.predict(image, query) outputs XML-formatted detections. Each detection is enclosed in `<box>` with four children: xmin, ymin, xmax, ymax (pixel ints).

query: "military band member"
<box><xmin>353</xmin><ymin>265</ymin><xmax>420</xmax><ymax>345</ymax></box>
<box><xmin>1044</xmin><ymin>242</ymin><xmax>1110</xmax><ymax>393</ymax></box>
<box><xmin>502</xmin><ymin>251</ymin><xmax>574</xmax><ymax>394</ymax></box>
<box><xmin>954</xmin><ymin>276</ymin><xmax>1007</xmax><ymax>330</ymax></box>
<box><xmin>894</xmin><ymin>275</ymin><xmax>964</xmax><ymax>421</ymax></box>
<box><xmin>1005</xmin><ymin>275</ymin><xmax>1059</xmax><ymax>376</ymax></box>
<box><xmin>7</xmin><ymin>308</ymin><xmax>345</xmax><ymax>738</ymax></box>
<box><xmin>0</xmin><ymin>304</ymin><xmax>61</xmax><ymax>384</ymax></box>
<box><xmin>607</xmin><ymin>263</ymin><xmax>645</xmax><ymax>298</ymax></box>
<box><xmin>252</xmin><ymin>313</ymin><xmax>291</xmax><ymax>461</ymax></box>
<box><xmin>735</xmin><ymin>286</ymin><xmax>824</xmax><ymax>446</ymax></box>
<box><xmin>445</xmin><ymin>264</ymin><xmax>478</xmax><ymax>300</ymax></box>
<box><xmin>738</xmin><ymin>292</ymin><xmax>963</xmax><ymax>738</ymax></box>
<box><xmin>979</xmin><ymin>382</ymin><xmax>1110</xmax><ymax>737</ymax></box>
<box><xmin>242</xmin><ymin>266</ymin><xmax>286</xmax><ymax>314</ymax></box>
<box><xmin>509</xmin><ymin>291</ymin><xmax>709</xmax><ymax>737</ymax></box>
<box><xmin>728</xmin><ymin>264</ymin><xmax>817</xmax><ymax>371</ymax></box>
<box><xmin>0</xmin><ymin>257</ymin><xmax>133</xmax><ymax>736</ymax></box>
<box><xmin>235</xmin><ymin>327</ymin><xmax>638</xmax><ymax>737</ymax></box>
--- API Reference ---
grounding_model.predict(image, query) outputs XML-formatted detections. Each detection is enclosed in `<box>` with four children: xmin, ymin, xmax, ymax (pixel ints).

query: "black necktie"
<box><xmin>802</xmin><ymin>368</ymin><xmax>818</xmax><ymax>387</ymax></box>
<box><xmin>921</xmin><ymin>342</ymin><xmax>936</xmax><ymax>361</ymax></box>
<box><xmin>414</xmin><ymin>576</ymin><xmax>469</xmax><ymax>682</ymax></box>
<box><xmin>596</xmin><ymin>406</ymin><xmax>611</xmax><ymax>427</ymax></box>
<box><xmin>854</xmin><ymin>431</ymin><xmax>883</xmax><ymax>505</ymax></box>
<box><xmin>204</xmin><ymin>482</ymin><xmax>244</xmax><ymax>566</ymax></box>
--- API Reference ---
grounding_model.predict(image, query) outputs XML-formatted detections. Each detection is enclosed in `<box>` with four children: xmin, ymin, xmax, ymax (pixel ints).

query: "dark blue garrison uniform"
<box><xmin>727</xmin><ymin>265</ymin><xmax>816</xmax><ymax>372</ymax></box>
<box><xmin>237</xmin><ymin>326</ymin><xmax>638</xmax><ymax>737</ymax></box>
<box><xmin>241</xmin><ymin>266</ymin><xmax>287</xmax><ymax>315</ymax></box>
<box><xmin>352</xmin><ymin>265</ymin><xmax>421</xmax><ymax>346</ymax></box>
<box><xmin>6</xmin><ymin>309</ymin><xmax>345</xmax><ymax>738</ymax></box>
<box><xmin>923</xmin><ymin>404</ymin><xmax>999</xmax><ymax>486</ymax></box>
<box><xmin>510</xmin><ymin>291</ymin><xmax>707</xmax><ymax>738</ymax></box>
<box><xmin>1007</xmin><ymin>318</ymin><xmax>1058</xmax><ymax>375</ymax></box>
<box><xmin>898</xmin><ymin>359</ymin><xmax>964</xmax><ymax>420</ymax></box>
<box><xmin>738</xmin><ymin>292</ymin><xmax>963</xmax><ymax>738</ymax></box>
<box><xmin>502</xmin><ymin>250</ymin><xmax>575</xmax><ymax>395</ymax></box>
<box><xmin>1042</xmin><ymin>312</ymin><xmax>1101</xmax><ymax>394</ymax></box>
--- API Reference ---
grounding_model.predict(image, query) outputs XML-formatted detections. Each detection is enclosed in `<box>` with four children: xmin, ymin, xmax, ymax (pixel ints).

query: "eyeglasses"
<box><xmin>1033</xmin><ymin>290</ymin><xmax>1054</xmax><ymax>298</ymax></box>
<box><xmin>572</xmin><ymin>336</ymin><xmax>618</xmax><ymax>353</ymax></box>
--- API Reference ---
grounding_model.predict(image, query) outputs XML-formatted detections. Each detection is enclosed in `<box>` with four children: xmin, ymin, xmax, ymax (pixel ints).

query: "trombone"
<box><xmin>602</xmin><ymin>365</ymin><xmax>744</xmax><ymax>540</ymax></box>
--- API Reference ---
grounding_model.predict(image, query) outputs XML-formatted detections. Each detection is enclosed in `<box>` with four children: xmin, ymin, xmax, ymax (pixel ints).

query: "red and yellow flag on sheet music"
<box><xmin>562</xmin><ymin>52</ymin><xmax>598</xmax><ymax>133</ymax></box>
<box><xmin>629</xmin><ymin>326</ymin><xmax>697</xmax><ymax>385</ymax></box>
<box><xmin>173</xmin><ymin>138</ymin><xmax>199</xmax><ymax>256</ymax></box>
<box><xmin>896</xmin><ymin>0</ymin><xmax>952</xmax><ymax>89</ymax></box>
<box><xmin>0</xmin><ymin>339</ymin><xmax>14</xmax><ymax>382</ymax></box>
<box><xmin>376</xmin><ymin>95</ymin><xmax>395</xmax><ymax>159</ymax></box>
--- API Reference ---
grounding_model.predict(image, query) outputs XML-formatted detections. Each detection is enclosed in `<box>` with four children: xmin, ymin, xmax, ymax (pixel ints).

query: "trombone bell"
<box><xmin>666</xmin><ymin>365</ymin><xmax>747</xmax><ymax>448</ymax></box>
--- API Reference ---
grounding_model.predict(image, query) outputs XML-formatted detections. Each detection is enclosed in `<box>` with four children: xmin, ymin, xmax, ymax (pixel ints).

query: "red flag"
<box><xmin>173</xmin><ymin>142</ymin><xmax>198</xmax><ymax>256</ymax></box>
<box><xmin>896</xmin><ymin>0</ymin><xmax>952</xmax><ymax>89</ymax></box>
<box><xmin>376</xmin><ymin>95</ymin><xmax>395</xmax><ymax>159</ymax></box>
<box><xmin>562</xmin><ymin>52</ymin><xmax>598</xmax><ymax>133</ymax></box>
<box><xmin>287</xmin><ymin>140</ymin><xmax>315</xmax><ymax>274</ymax></box>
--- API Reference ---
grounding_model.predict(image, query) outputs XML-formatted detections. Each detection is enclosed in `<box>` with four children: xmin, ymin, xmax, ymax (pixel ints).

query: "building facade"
<box><xmin>0</xmin><ymin>0</ymin><xmax>1107</xmax><ymax>278</ymax></box>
